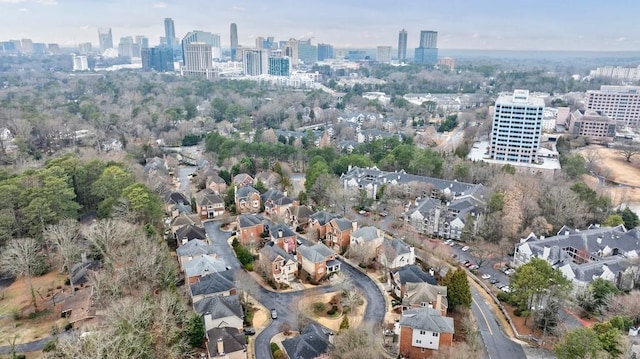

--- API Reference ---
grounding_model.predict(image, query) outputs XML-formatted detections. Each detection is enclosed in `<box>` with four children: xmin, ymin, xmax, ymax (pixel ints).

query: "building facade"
<box><xmin>398</xmin><ymin>29</ymin><xmax>408</xmax><ymax>62</ymax></box>
<box><xmin>72</xmin><ymin>56</ymin><xmax>89</xmax><ymax>71</ymax></box>
<box><xmin>568</xmin><ymin>109</ymin><xmax>616</xmax><ymax>141</ymax></box>
<box><xmin>98</xmin><ymin>28</ymin><xmax>113</xmax><ymax>52</ymax></box>
<box><xmin>182</xmin><ymin>31</ymin><xmax>221</xmax><ymax>63</ymax></box>
<box><xmin>268</xmin><ymin>57</ymin><xmax>291</xmax><ymax>76</ymax></box>
<box><xmin>142</xmin><ymin>46</ymin><xmax>174</xmax><ymax>72</ymax></box>
<box><xmin>243</xmin><ymin>49</ymin><xmax>269</xmax><ymax>76</ymax></box>
<box><xmin>414</xmin><ymin>30</ymin><xmax>438</xmax><ymax>66</ymax></box>
<box><xmin>298</xmin><ymin>39</ymin><xmax>317</xmax><ymax>65</ymax></box>
<box><xmin>164</xmin><ymin>18</ymin><xmax>176</xmax><ymax>51</ymax></box>
<box><xmin>377</xmin><ymin>46</ymin><xmax>392</xmax><ymax>64</ymax></box>
<box><xmin>586</xmin><ymin>85</ymin><xmax>640</xmax><ymax>126</ymax></box>
<box><xmin>489</xmin><ymin>89</ymin><xmax>545</xmax><ymax>164</ymax></box>
<box><xmin>230</xmin><ymin>23</ymin><xmax>238</xmax><ymax>60</ymax></box>
<box><xmin>317</xmin><ymin>43</ymin><xmax>334</xmax><ymax>61</ymax></box>
<box><xmin>182</xmin><ymin>42</ymin><xmax>216</xmax><ymax>80</ymax></box>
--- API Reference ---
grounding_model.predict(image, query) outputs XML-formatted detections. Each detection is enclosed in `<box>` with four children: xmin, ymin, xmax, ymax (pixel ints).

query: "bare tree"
<box><xmin>330</xmin><ymin>325</ymin><xmax>381</xmax><ymax>359</ymax></box>
<box><xmin>582</xmin><ymin>149</ymin><xmax>602</xmax><ymax>172</ymax></box>
<box><xmin>468</xmin><ymin>242</ymin><xmax>493</xmax><ymax>269</ymax></box>
<box><xmin>0</xmin><ymin>237</ymin><xmax>44</xmax><ymax>310</ymax></box>
<box><xmin>44</xmin><ymin>219</ymin><xmax>82</xmax><ymax>288</ymax></box>
<box><xmin>234</xmin><ymin>268</ymin><xmax>261</xmax><ymax>304</ymax></box>
<box><xmin>84</xmin><ymin>219</ymin><xmax>137</xmax><ymax>266</ymax></box>
<box><xmin>613</xmin><ymin>141</ymin><xmax>640</xmax><ymax>163</ymax></box>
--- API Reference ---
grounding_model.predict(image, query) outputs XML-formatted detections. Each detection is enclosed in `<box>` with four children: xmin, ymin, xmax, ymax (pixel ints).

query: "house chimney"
<box><xmin>278</xmin><ymin>229</ymin><xmax>283</xmax><ymax>238</ymax></box>
<box><xmin>216</xmin><ymin>338</ymin><xmax>224</xmax><ymax>355</ymax></box>
<box><xmin>328</xmin><ymin>332</ymin><xmax>335</xmax><ymax>345</ymax></box>
<box><xmin>81</xmin><ymin>252</ymin><xmax>87</xmax><ymax>263</ymax></box>
<box><xmin>352</xmin><ymin>221</ymin><xmax>358</xmax><ymax>232</ymax></box>
<box><xmin>283</xmin><ymin>191</ymin><xmax>288</xmax><ymax>197</ymax></box>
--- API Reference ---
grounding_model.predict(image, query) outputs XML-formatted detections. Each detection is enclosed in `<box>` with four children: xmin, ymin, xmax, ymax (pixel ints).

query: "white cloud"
<box><xmin>37</xmin><ymin>0</ymin><xmax>57</xmax><ymax>5</ymax></box>
<box><xmin>231</xmin><ymin>6</ymin><xmax>244</xmax><ymax>11</ymax></box>
<box><xmin>153</xmin><ymin>2</ymin><xmax>167</xmax><ymax>8</ymax></box>
<box><xmin>616</xmin><ymin>36</ymin><xmax>626</xmax><ymax>42</ymax></box>
<box><xmin>0</xmin><ymin>0</ymin><xmax>27</xmax><ymax>3</ymax></box>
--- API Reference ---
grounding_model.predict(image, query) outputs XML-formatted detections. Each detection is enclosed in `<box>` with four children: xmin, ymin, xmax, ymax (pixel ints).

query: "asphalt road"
<box><xmin>203</xmin><ymin>220</ymin><xmax>387</xmax><ymax>359</ymax></box>
<box><xmin>176</xmin><ymin>166</ymin><xmax>196</xmax><ymax>191</ymax></box>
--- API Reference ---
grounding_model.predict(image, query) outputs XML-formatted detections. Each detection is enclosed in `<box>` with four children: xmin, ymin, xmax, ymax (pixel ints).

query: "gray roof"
<box><xmin>402</xmin><ymin>282</ymin><xmax>448</xmax><ymax>308</ymax></box>
<box><xmin>351</xmin><ymin>226</ymin><xmax>381</xmax><ymax>242</ymax></box>
<box><xmin>288</xmin><ymin>205</ymin><xmax>314</xmax><ymax>222</ymax></box>
<box><xmin>190</xmin><ymin>270</ymin><xmax>236</xmax><ymax>297</ymax></box>
<box><xmin>236</xmin><ymin>185</ymin><xmax>259</xmax><ymax>198</ymax></box>
<box><xmin>385</xmin><ymin>238</ymin><xmax>412</xmax><ymax>256</ymax></box>
<box><xmin>171</xmin><ymin>214</ymin><xmax>195</xmax><ymax>227</ymax></box>
<box><xmin>176</xmin><ymin>239</ymin><xmax>217</xmax><ymax>257</ymax></box>
<box><xmin>233</xmin><ymin>173</ymin><xmax>253</xmax><ymax>184</ymax></box>
<box><xmin>269</xmin><ymin>224</ymin><xmax>297</xmax><ymax>239</ymax></box>
<box><xmin>310</xmin><ymin>211</ymin><xmax>338</xmax><ymax>226</ymax></box>
<box><xmin>262</xmin><ymin>189</ymin><xmax>293</xmax><ymax>206</ymax></box>
<box><xmin>399</xmin><ymin>307</ymin><xmax>455</xmax><ymax>334</ymax></box>
<box><xmin>412</xmin><ymin>198</ymin><xmax>441</xmax><ymax>216</ymax></box>
<box><xmin>206</xmin><ymin>327</ymin><xmax>246</xmax><ymax>357</ymax></box>
<box><xmin>176</xmin><ymin>224</ymin><xmax>207</xmax><ymax>241</ymax></box>
<box><xmin>392</xmin><ymin>265</ymin><xmax>437</xmax><ymax>285</ymax></box>
<box><xmin>167</xmin><ymin>191</ymin><xmax>189</xmax><ymax>205</ymax></box>
<box><xmin>282</xmin><ymin>322</ymin><xmax>332</xmax><ymax>359</ymax></box>
<box><xmin>298</xmin><ymin>243</ymin><xmax>334</xmax><ymax>263</ymax></box>
<box><xmin>332</xmin><ymin>218</ymin><xmax>353</xmax><ymax>232</ymax></box>
<box><xmin>238</xmin><ymin>214</ymin><xmax>265</xmax><ymax>228</ymax></box>
<box><xmin>184</xmin><ymin>255</ymin><xmax>228</xmax><ymax>277</ymax></box>
<box><xmin>260</xmin><ymin>243</ymin><xmax>297</xmax><ymax>263</ymax></box>
<box><xmin>208</xmin><ymin>174</ymin><xmax>226</xmax><ymax>184</ymax></box>
<box><xmin>199</xmin><ymin>191</ymin><xmax>224</xmax><ymax>206</ymax></box>
<box><xmin>194</xmin><ymin>294</ymin><xmax>243</xmax><ymax>319</ymax></box>
<box><xmin>70</xmin><ymin>260</ymin><xmax>101</xmax><ymax>286</ymax></box>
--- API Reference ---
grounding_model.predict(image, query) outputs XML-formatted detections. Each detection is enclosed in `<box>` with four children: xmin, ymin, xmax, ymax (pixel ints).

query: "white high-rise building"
<box><xmin>489</xmin><ymin>90</ymin><xmax>545</xmax><ymax>164</ymax></box>
<box><xmin>243</xmin><ymin>49</ymin><xmax>269</xmax><ymax>76</ymax></box>
<box><xmin>377</xmin><ymin>46</ymin><xmax>392</xmax><ymax>64</ymax></box>
<box><xmin>181</xmin><ymin>42</ymin><xmax>216</xmax><ymax>80</ymax></box>
<box><xmin>72</xmin><ymin>56</ymin><xmax>89</xmax><ymax>71</ymax></box>
<box><xmin>586</xmin><ymin>85</ymin><xmax>640</xmax><ymax>127</ymax></box>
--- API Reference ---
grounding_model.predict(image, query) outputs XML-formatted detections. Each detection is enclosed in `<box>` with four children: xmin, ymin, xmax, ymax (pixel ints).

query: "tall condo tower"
<box><xmin>164</xmin><ymin>18</ymin><xmax>176</xmax><ymax>50</ymax></box>
<box><xmin>397</xmin><ymin>29</ymin><xmax>407</xmax><ymax>62</ymax></box>
<box><xmin>230</xmin><ymin>23</ymin><xmax>238</xmax><ymax>60</ymax></box>
<box><xmin>489</xmin><ymin>90</ymin><xmax>545</xmax><ymax>164</ymax></box>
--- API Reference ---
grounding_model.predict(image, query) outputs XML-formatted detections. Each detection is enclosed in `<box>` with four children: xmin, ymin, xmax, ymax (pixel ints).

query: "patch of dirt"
<box><xmin>579</xmin><ymin>146</ymin><xmax>640</xmax><ymax>204</ymax></box>
<box><xmin>0</xmin><ymin>272</ymin><xmax>68</xmax><ymax>345</ymax></box>
<box><xmin>252</xmin><ymin>308</ymin><xmax>268</xmax><ymax>328</ymax></box>
<box><xmin>298</xmin><ymin>291</ymin><xmax>366</xmax><ymax>331</ymax></box>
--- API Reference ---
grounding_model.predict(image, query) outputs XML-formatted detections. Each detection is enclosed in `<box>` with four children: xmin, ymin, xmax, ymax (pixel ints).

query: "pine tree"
<box><xmin>442</xmin><ymin>267</ymin><xmax>472</xmax><ymax>309</ymax></box>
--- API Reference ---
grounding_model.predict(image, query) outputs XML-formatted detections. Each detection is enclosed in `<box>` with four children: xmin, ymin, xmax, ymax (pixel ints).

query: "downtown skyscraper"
<box><xmin>397</xmin><ymin>29</ymin><xmax>407</xmax><ymax>62</ymax></box>
<box><xmin>414</xmin><ymin>30</ymin><xmax>438</xmax><ymax>65</ymax></box>
<box><xmin>164</xmin><ymin>18</ymin><xmax>176</xmax><ymax>50</ymax></box>
<box><xmin>230</xmin><ymin>23</ymin><xmax>238</xmax><ymax>61</ymax></box>
<box><xmin>98</xmin><ymin>28</ymin><xmax>113</xmax><ymax>52</ymax></box>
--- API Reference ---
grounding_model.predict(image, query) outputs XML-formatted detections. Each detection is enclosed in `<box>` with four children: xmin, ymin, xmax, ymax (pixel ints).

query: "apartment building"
<box><xmin>586</xmin><ymin>85</ymin><xmax>640</xmax><ymax>126</ymax></box>
<box><xmin>568</xmin><ymin>109</ymin><xmax>616</xmax><ymax>142</ymax></box>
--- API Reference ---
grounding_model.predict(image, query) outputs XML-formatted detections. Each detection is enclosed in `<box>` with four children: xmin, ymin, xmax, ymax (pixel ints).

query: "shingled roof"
<box><xmin>282</xmin><ymin>322</ymin><xmax>333</xmax><ymax>359</ymax></box>
<box><xmin>400</xmin><ymin>307</ymin><xmax>454</xmax><ymax>333</ymax></box>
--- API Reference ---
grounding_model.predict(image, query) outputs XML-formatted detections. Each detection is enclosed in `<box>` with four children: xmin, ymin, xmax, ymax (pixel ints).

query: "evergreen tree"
<box><xmin>442</xmin><ymin>267</ymin><xmax>472</xmax><ymax>309</ymax></box>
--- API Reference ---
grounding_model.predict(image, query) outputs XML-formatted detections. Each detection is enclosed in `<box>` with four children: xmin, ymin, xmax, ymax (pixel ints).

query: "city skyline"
<box><xmin>0</xmin><ymin>0</ymin><xmax>639</xmax><ymax>51</ymax></box>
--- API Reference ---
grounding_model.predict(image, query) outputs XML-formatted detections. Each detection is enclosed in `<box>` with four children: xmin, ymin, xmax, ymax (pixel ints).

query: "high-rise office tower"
<box><xmin>243</xmin><ymin>49</ymin><xmax>269</xmax><ymax>76</ymax></box>
<box><xmin>182</xmin><ymin>42</ymin><xmax>215</xmax><ymax>80</ymax></box>
<box><xmin>118</xmin><ymin>36</ymin><xmax>134</xmax><ymax>58</ymax></box>
<box><xmin>72</xmin><ymin>56</ymin><xmax>89</xmax><ymax>71</ymax></box>
<box><xmin>297</xmin><ymin>39</ymin><xmax>317</xmax><ymax>65</ymax></box>
<box><xmin>414</xmin><ymin>30</ymin><xmax>438</xmax><ymax>65</ymax></box>
<box><xmin>377</xmin><ymin>46</ymin><xmax>392</xmax><ymax>64</ymax></box>
<box><xmin>317</xmin><ymin>43</ymin><xmax>334</xmax><ymax>61</ymax></box>
<box><xmin>164</xmin><ymin>18</ymin><xmax>176</xmax><ymax>50</ymax></box>
<box><xmin>489</xmin><ymin>90</ymin><xmax>545</xmax><ymax>164</ymax></box>
<box><xmin>20</xmin><ymin>39</ymin><xmax>33</xmax><ymax>54</ymax></box>
<box><xmin>78</xmin><ymin>42</ymin><xmax>93</xmax><ymax>54</ymax></box>
<box><xmin>47</xmin><ymin>43</ymin><xmax>60</xmax><ymax>54</ymax></box>
<box><xmin>136</xmin><ymin>36</ymin><xmax>149</xmax><ymax>49</ymax></box>
<box><xmin>230</xmin><ymin>23</ymin><xmax>238</xmax><ymax>60</ymax></box>
<box><xmin>255</xmin><ymin>36</ymin><xmax>265</xmax><ymax>49</ymax></box>
<box><xmin>419</xmin><ymin>30</ymin><xmax>438</xmax><ymax>48</ymax></box>
<box><xmin>398</xmin><ymin>29</ymin><xmax>407</xmax><ymax>62</ymax></box>
<box><xmin>142</xmin><ymin>46</ymin><xmax>174</xmax><ymax>72</ymax></box>
<box><xmin>586</xmin><ymin>85</ymin><xmax>640</xmax><ymax>126</ymax></box>
<box><xmin>284</xmin><ymin>38</ymin><xmax>299</xmax><ymax>66</ymax></box>
<box><xmin>182</xmin><ymin>31</ymin><xmax>222</xmax><ymax>62</ymax></box>
<box><xmin>268</xmin><ymin>57</ymin><xmax>291</xmax><ymax>76</ymax></box>
<box><xmin>98</xmin><ymin>28</ymin><xmax>113</xmax><ymax>52</ymax></box>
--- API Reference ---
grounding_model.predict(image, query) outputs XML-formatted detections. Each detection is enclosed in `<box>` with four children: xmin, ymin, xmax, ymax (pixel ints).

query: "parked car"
<box><xmin>379</xmin><ymin>211</ymin><xmax>388</xmax><ymax>217</ymax></box>
<box><xmin>465</xmin><ymin>262</ymin><xmax>474</xmax><ymax>268</ymax></box>
<box><xmin>505</xmin><ymin>269</ymin><xmax>516</xmax><ymax>276</ymax></box>
<box><xmin>461</xmin><ymin>246</ymin><xmax>470</xmax><ymax>252</ymax></box>
<box><xmin>481</xmin><ymin>274</ymin><xmax>492</xmax><ymax>280</ymax></box>
<box><xmin>489</xmin><ymin>278</ymin><xmax>499</xmax><ymax>284</ymax></box>
<box><xmin>469</xmin><ymin>265</ymin><xmax>479</xmax><ymax>270</ymax></box>
<box><xmin>243</xmin><ymin>327</ymin><xmax>256</xmax><ymax>336</ymax></box>
<box><xmin>501</xmin><ymin>286</ymin><xmax>512</xmax><ymax>293</ymax></box>
<box><xmin>271</xmin><ymin>309</ymin><xmax>278</xmax><ymax>319</ymax></box>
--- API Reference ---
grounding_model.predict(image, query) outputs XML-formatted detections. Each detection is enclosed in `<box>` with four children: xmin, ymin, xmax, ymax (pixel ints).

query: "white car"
<box><xmin>501</xmin><ymin>286</ymin><xmax>512</xmax><ymax>293</ymax></box>
<box><xmin>461</xmin><ymin>246</ymin><xmax>470</xmax><ymax>252</ymax></box>
<box><xmin>481</xmin><ymin>274</ymin><xmax>491</xmax><ymax>279</ymax></box>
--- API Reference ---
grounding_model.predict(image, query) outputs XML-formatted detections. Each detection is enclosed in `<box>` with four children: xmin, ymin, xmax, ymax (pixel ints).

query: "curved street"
<box><xmin>203</xmin><ymin>220</ymin><xmax>387</xmax><ymax>359</ymax></box>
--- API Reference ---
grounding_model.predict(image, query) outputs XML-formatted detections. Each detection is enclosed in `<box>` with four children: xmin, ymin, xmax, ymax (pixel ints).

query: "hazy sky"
<box><xmin>1</xmin><ymin>0</ymin><xmax>639</xmax><ymax>51</ymax></box>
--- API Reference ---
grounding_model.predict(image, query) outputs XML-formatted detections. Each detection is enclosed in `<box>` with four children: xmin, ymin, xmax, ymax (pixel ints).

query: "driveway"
<box><xmin>176</xmin><ymin>166</ymin><xmax>196</xmax><ymax>191</ymax></box>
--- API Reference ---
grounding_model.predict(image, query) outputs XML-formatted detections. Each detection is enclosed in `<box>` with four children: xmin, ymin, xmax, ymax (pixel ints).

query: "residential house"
<box><xmin>512</xmin><ymin>225</ymin><xmax>640</xmax><ymax>289</ymax></box>
<box><xmin>259</xmin><ymin>243</ymin><xmax>298</xmax><ymax>285</ymax></box>
<box><xmin>166</xmin><ymin>191</ymin><xmax>191</xmax><ymax>215</ymax></box>
<box><xmin>309</xmin><ymin>211</ymin><xmax>338</xmax><ymax>239</ymax></box>
<box><xmin>176</xmin><ymin>239</ymin><xmax>218</xmax><ymax>270</ymax></box>
<box><xmin>397</xmin><ymin>307</ymin><xmax>454</xmax><ymax>358</ymax></box>
<box><xmin>349</xmin><ymin>226</ymin><xmax>385</xmax><ymax>263</ymax></box>
<box><xmin>194</xmin><ymin>294</ymin><xmax>244</xmax><ymax>331</ymax></box>
<box><xmin>297</xmin><ymin>243</ymin><xmax>341</xmax><ymax>282</ymax></box>
<box><xmin>69</xmin><ymin>260</ymin><xmax>101</xmax><ymax>288</ymax></box>
<box><xmin>61</xmin><ymin>287</ymin><xmax>96</xmax><ymax>328</ymax></box>
<box><xmin>196</xmin><ymin>191</ymin><xmax>225</xmax><ymax>220</ymax></box>
<box><xmin>378</xmin><ymin>238</ymin><xmax>416</xmax><ymax>271</ymax></box>
<box><xmin>233</xmin><ymin>173</ymin><xmax>254</xmax><ymax>187</ymax></box>
<box><xmin>235</xmin><ymin>185</ymin><xmax>261</xmax><ymax>214</ymax></box>
<box><xmin>206</xmin><ymin>174</ymin><xmax>228</xmax><ymax>195</ymax></box>
<box><xmin>269</xmin><ymin>224</ymin><xmax>298</xmax><ymax>254</ymax></box>
<box><xmin>205</xmin><ymin>327</ymin><xmax>247</xmax><ymax>359</ymax></box>
<box><xmin>237</xmin><ymin>214</ymin><xmax>267</xmax><ymax>246</ymax></box>
<box><xmin>389</xmin><ymin>264</ymin><xmax>437</xmax><ymax>298</ymax></box>
<box><xmin>175</xmin><ymin>224</ymin><xmax>207</xmax><ymax>246</ymax></box>
<box><xmin>254</xmin><ymin>171</ymin><xmax>281</xmax><ymax>188</ymax></box>
<box><xmin>284</xmin><ymin>205</ymin><xmax>314</xmax><ymax>231</ymax></box>
<box><xmin>169</xmin><ymin>213</ymin><xmax>197</xmax><ymax>236</ymax></box>
<box><xmin>282</xmin><ymin>322</ymin><xmax>333</xmax><ymax>359</ymax></box>
<box><xmin>356</xmin><ymin>128</ymin><xmax>399</xmax><ymax>144</ymax></box>
<box><xmin>190</xmin><ymin>270</ymin><xmax>237</xmax><ymax>303</ymax></box>
<box><xmin>261</xmin><ymin>189</ymin><xmax>294</xmax><ymax>217</ymax></box>
<box><xmin>102</xmin><ymin>138</ymin><xmax>123</xmax><ymax>152</ymax></box>
<box><xmin>326</xmin><ymin>218</ymin><xmax>357</xmax><ymax>252</ymax></box>
<box><xmin>0</xmin><ymin>127</ymin><xmax>13</xmax><ymax>142</ymax></box>
<box><xmin>184</xmin><ymin>255</ymin><xmax>228</xmax><ymax>285</ymax></box>
<box><xmin>402</xmin><ymin>282</ymin><xmax>448</xmax><ymax>316</ymax></box>
<box><xmin>409</xmin><ymin>196</ymin><xmax>483</xmax><ymax>240</ymax></box>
